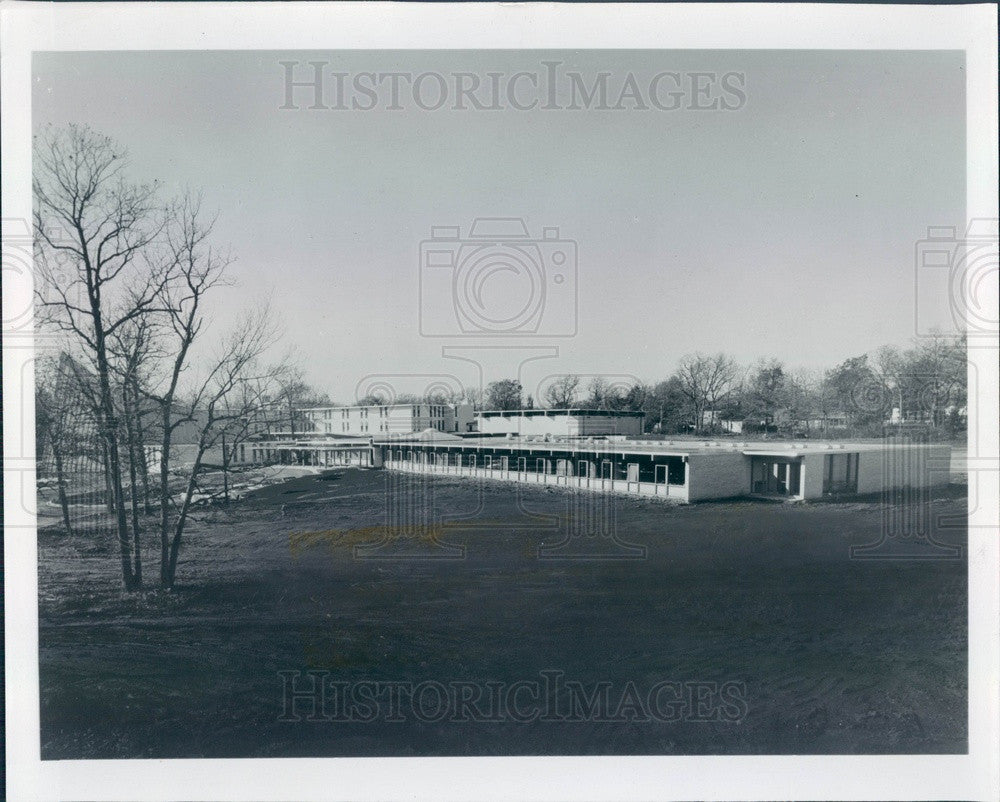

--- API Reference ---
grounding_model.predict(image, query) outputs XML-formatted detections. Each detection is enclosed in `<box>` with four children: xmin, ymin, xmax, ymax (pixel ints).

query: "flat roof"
<box><xmin>251</xmin><ymin>437</ymin><xmax>373</xmax><ymax>447</ymax></box>
<box><xmin>302</xmin><ymin>402</ymin><xmax>462</xmax><ymax>412</ymax></box>
<box><xmin>477</xmin><ymin>408</ymin><xmax>645</xmax><ymax>418</ymax></box>
<box><xmin>375</xmin><ymin>435</ymin><xmax>948</xmax><ymax>457</ymax></box>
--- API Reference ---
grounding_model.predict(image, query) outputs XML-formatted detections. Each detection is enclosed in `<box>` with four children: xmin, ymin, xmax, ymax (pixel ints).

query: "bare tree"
<box><xmin>674</xmin><ymin>353</ymin><xmax>740</xmax><ymax>434</ymax></box>
<box><xmin>785</xmin><ymin>367</ymin><xmax>823</xmax><ymax>432</ymax></box>
<box><xmin>35</xmin><ymin>355</ymin><xmax>83</xmax><ymax>535</ymax></box>
<box><xmin>141</xmin><ymin>193</ymin><xmax>232</xmax><ymax>587</ymax></box>
<box><xmin>904</xmin><ymin>332</ymin><xmax>965</xmax><ymax>428</ymax></box>
<box><xmin>582</xmin><ymin>377</ymin><xmax>609</xmax><ymax>409</ymax></box>
<box><xmin>746</xmin><ymin>358</ymin><xmax>788</xmax><ymax>427</ymax></box>
<box><xmin>544</xmin><ymin>374</ymin><xmax>580</xmax><ymax>408</ymax></box>
<box><xmin>163</xmin><ymin>305</ymin><xmax>279</xmax><ymax>588</ymax></box>
<box><xmin>274</xmin><ymin>366</ymin><xmax>329</xmax><ymax>436</ymax></box>
<box><xmin>34</xmin><ymin>124</ymin><xmax>168</xmax><ymax>590</ymax></box>
<box><xmin>425</xmin><ymin>387</ymin><xmax>462</xmax><ymax>405</ymax></box>
<box><xmin>872</xmin><ymin>345</ymin><xmax>906</xmax><ymax>421</ymax></box>
<box><xmin>217</xmin><ymin>365</ymin><xmax>297</xmax><ymax>496</ymax></box>
<box><xmin>462</xmin><ymin>385</ymin><xmax>485</xmax><ymax>410</ymax></box>
<box><xmin>107</xmin><ymin>312</ymin><xmax>159</xmax><ymax>586</ymax></box>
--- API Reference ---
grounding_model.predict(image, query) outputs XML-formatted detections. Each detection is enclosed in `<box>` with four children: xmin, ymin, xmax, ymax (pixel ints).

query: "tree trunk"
<box><xmin>90</xmin><ymin>308</ymin><xmax>137</xmax><ymax>591</ymax></box>
<box><xmin>99</xmin><ymin>405</ymin><xmax>136</xmax><ymax>590</ymax></box>
<box><xmin>222</xmin><ymin>433</ymin><xmax>230</xmax><ymax>504</ymax></box>
<box><xmin>159</xmin><ymin>407</ymin><xmax>173</xmax><ymax>588</ymax></box>
<box><xmin>53</xmin><ymin>447</ymin><xmax>74</xmax><ymax>536</ymax></box>
<box><xmin>138</xmin><ymin>442</ymin><xmax>153</xmax><ymax>516</ymax></box>
<box><xmin>101</xmin><ymin>438</ymin><xmax>114</xmax><ymax>513</ymax></box>
<box><xmin>164</xmin><ymin>448</ymin><xmax>206</xmax><ymax>589</ymax></box>
<box><xmin>134</xmin><ymin>381</ymin><xmax>153</xmax><ymax>516</ymax></box>
<box><xmin>123</xmin><ymin>385</ymin><xmax>143</xmax><ymax>586</ymax></box>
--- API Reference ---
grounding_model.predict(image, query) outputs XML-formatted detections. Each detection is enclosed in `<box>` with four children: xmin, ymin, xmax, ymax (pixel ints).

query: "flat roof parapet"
<box><xmin>376</xmin><ymin>435</ymin><xmax>950</xmax><ymax>457</ymax></box>
<box><xmin>477</xmin><ymin>408</ymin><xmax>645</xmax><ymax>418</ymax></box>
<box><xmin>302</xmin><ymin>402</ymin><xmax>466</xmax><ymax>412</ymax></box>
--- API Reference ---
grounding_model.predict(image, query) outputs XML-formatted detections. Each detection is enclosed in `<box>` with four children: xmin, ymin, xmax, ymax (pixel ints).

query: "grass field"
<box><xmin>38</xmin><ymin>467</ymin><xmax>967</xmax><ymax>758</ymax></box>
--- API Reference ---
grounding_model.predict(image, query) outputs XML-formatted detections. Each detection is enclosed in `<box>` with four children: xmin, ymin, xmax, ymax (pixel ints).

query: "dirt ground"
<box><xmin>38</xmin><ymin>467</ymin><xmax>967</xmax><ymax>758</ymax></box>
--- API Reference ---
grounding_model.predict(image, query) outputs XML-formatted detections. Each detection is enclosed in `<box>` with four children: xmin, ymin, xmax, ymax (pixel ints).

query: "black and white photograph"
<box><xmin>2</xmin><ymin>3</ymin><xmax>998</xmax><ymax>801</ymax></box>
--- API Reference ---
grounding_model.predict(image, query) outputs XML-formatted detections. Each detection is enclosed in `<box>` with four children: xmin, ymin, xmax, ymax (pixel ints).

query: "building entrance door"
<box><xmin>654</xmin><ymin>464</ymin><xmax>668</xmax><ymax>495</ymax></box>
<box><xmin>750</xmin><ymin>458</ymin><xmax>801</xmax><ymax>496</ymax></box>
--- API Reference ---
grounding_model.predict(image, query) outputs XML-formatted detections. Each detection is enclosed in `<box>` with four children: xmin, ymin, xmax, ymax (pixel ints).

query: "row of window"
<box><xmin>313</xmin><ymin>406</ymin><xmax>453</xmax><ymax>421</ymax></box>
<box><xmin>386</xmin><ymin>449</ymin><xmax>686</xmax><ymax>484</ymax></box>
<box><xmin>322</xmin><ymin>420</ymin><xmax>447</xmax><ymax>433</ymax></box>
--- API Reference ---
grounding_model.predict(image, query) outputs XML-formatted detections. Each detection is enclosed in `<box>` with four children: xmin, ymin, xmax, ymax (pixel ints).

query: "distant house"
<box><xmin>700</xmin><ymin>410</ymin><xmax>744</xmax><ymax>434</ymax></box>
<box><xmin>794</xmin><ymin>412</ymin><xmax>849</xmax><ymax>434</ymax></box>
<box><xmin>886</xmin><ymin>404</ymin><xmax>966</xmax><ymax>427</ymax></box>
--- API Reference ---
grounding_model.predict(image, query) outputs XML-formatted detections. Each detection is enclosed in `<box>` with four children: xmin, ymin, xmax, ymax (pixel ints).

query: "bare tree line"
<box><xmin>296</xmin><ymin>335</ymin><xmax>966</xmax><ymax>439</ymax></box>
<box><xmin>33</xmin><ymin>124</ymin><xmax>295</xmax><ymax>591</ymax></box>
<box><xmin>475</xmin><ymin>342</ymin><xmax>966</xmax><ymax>437</ymax></box>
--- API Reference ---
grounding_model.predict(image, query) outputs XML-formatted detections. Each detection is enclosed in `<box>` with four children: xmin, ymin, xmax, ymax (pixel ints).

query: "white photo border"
<box><xmin>2</xmin><ymin>2</ymin><xmax>997</xmax><ymax>801</ymax></box>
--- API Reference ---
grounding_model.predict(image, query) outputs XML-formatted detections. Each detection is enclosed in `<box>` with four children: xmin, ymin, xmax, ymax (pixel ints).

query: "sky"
<box><xmin>32</xmin><ymin>50</ymin><xmax>965</xmax><ymax>402</ymax></box>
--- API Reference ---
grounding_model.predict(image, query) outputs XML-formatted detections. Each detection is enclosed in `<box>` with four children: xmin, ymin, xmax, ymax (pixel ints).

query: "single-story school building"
<box><xmin>247</xmin><ymin>435</ymin><xmax>377</xmax><ymax>468</ymax></box>
<box><xmin>238</xmin><ymin>414</ymin><xmax>951</xmax><ymax>503</ymax></box>
<box><xmin>374</xmin><ymin>431</ymin><xmax>951</xmax><ymax>502</ymax></box>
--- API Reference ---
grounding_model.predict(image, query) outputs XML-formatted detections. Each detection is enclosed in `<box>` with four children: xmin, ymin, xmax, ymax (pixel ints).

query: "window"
<box><xmin>667</xmin><ymin>458</ymin><xmax>686</xmax><ymax>486</ymax></box>
<box><xmin>823</xmin><ymin>453</ymin><xmax>859</xmax><ymax>495</ymax></box>
<box><xmin>638</xmin><ymin>459</ymin><xmax>656</xmax><ymax>483</ymax></box>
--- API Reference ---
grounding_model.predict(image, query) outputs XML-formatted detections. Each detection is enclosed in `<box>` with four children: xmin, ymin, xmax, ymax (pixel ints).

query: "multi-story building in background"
<box><xmin>302</xmin><ymin>403</ymin><xmax>475</xmax><ymax>436</ymax></box>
